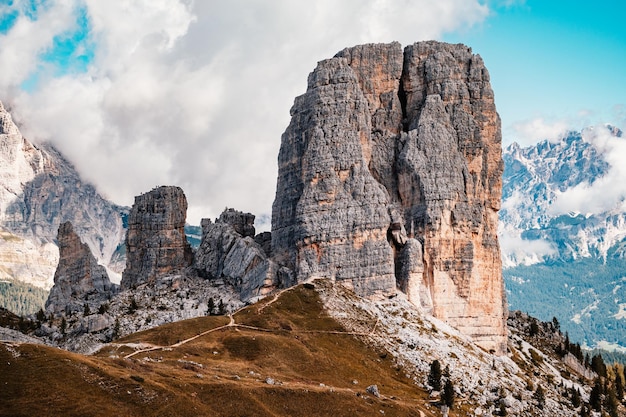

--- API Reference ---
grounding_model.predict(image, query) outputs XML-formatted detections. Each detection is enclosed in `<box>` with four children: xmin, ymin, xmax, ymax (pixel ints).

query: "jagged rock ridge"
<box><xmin>272</xmin><ymin>41</ymin><xmax>506</xmax><ymax>353</ymax></box>
<box><xmin>0</xmin><ymin>100</ymin><xmax>126</xmax><ymax>289</ymax></box>
<box><xmin>195</xmin><ymin>208</ymin><xmax>293</xmax><ymax>301</ymax></box>
<box><xmin>45</xmin><ymin>222</ymin><xmax>117</xmax><ymax>316</ymax></box>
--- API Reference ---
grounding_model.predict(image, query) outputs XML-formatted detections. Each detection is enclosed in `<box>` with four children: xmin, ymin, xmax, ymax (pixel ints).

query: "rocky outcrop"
<box><xmin>271</xmin><ymin>41</ymin><xmax>506</xmax><ymax>354</ymax></box>
<box><xmin>120</xmin><ymin>186</ymin><xmax>193</xmax><ymax>289</ymax></box>
<box><xmin>195</xmin><ymin>209</ymin><xmax>292</xmax><ymax>301</ymax></box>
<box><xmin>218</xmin><ymin>208</ymin><xmax>256</xmax><ymax>238</ymax></box>
<box><xmin>45</xmin><ymin>222</ymin><xmax>117</xmax><ymax>315</ymax></box>
<box><xmin>0</xmin><ymin>100</ymin><xmax>126</xmax><ymax>289</ymax></box>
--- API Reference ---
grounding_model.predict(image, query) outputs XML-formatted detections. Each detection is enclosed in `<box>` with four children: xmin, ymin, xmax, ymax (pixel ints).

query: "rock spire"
<box><xmin>121</xmin><ymin>186</ymin><xmax>193</xmax><ymax>289</ymax></box>
<box><xmin>271</xmin><ymin>41</ymin><xmax>506</xmax><ymax>354</ymax></box>
<box><xmin>45</xmin><ymin>222</ymin><xmax>117</xmax><ymax>315</ymax></box>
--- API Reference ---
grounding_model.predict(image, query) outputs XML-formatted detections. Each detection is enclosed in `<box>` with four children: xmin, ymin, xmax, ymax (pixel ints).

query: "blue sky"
<box><xmin>444</xmin><ymin>1</ymin><xmax>626</xmax><ymax>143</ymax></box>
<box><xmin>0</xmin><ymin>1</ymin><xmax>94</xmax><ymax>90</ymax></box>
<box><xmin>0</xmin><ymin>0</ymin><xmax>624</xmax><ymax>223</ymax></box>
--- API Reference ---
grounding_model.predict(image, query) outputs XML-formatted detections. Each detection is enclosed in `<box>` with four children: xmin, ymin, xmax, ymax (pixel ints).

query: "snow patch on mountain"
<box><xmin>500</xmin><ymin>125</ymin><xmax>625</xmax><ymax>265</ymax></box>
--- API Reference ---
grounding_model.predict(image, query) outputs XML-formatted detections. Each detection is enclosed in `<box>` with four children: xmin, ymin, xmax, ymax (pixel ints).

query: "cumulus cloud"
<box><xmin>0</xmin><ymin>0</ymin><xmax>492</xmax><ymax>226</ymax></box>
<box><xmin>506</xmin><ymin>117</ymin><xmax>570</xmax><ymax>146</ymax></box>
<box><xmin>548</xmin><ymin>126</ymin><xmax>626</xmax><ymax>215</ymax></box>
<box><xmin>498</xmin><ymin>228</ymin><xmax>557</xmax><ymax>267</ymax></box>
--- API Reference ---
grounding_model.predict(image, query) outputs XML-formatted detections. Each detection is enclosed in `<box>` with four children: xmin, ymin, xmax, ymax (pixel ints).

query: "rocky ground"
<box><xmin>316</xmin><ymin>279</ymin><xmax>598</xmax><ymax>416</ymax></box>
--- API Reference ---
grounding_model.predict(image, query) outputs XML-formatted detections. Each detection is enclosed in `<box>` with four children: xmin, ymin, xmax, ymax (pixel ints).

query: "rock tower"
<box><xmin>271</xmin><ymin>41</ymin><xmax>506</xmax><ymax>354</ymax></box>
<box><xmin>121</xmin><ymin>186</ymin><xmax>193</xmax><ymax>289</ymax></box>
<box><xmin>45</xmin><ymin>222</ymin><xmax>116</xmax><ymax>315</ymax></box>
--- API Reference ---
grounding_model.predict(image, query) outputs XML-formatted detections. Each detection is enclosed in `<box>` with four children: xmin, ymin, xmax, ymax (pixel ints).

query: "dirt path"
<box><xmin>120</xmin><ymin>308</ymin><xmax>379</xmax><ymax>359</ymax></box>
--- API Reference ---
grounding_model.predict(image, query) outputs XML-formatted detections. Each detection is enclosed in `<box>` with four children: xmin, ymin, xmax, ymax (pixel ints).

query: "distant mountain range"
<box><xmin>0</xmin><ymin>100</ymin><xmax>128</xmax><ymax>315</ymax></box>
<box><xmin>500</xmin><ymin>125</ymin><xmax>626</xmax><ymax>350</ymax></box>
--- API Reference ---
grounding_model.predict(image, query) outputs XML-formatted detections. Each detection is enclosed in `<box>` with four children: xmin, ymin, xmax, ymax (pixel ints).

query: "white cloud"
<box><xmin>0</xmin><ymin>0</ymin><xmax>492</xmax><ymax>226</ymax></box>
<box><xmin>499</xmin><ymin>228</ymin><xmax>557</xmax><ymax>267</ymax></box>
<box><xmin>548</xmin><ymin>126</ymin><xmax>626</xmax><ymax>216</ymax></box>
<box><xmin>506</xmin><ymin>117</ymin><xmax>569</xmax><ymax>146</ymax></box>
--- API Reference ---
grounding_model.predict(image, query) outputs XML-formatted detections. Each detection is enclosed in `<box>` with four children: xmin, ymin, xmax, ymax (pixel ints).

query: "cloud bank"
<box><xmin>549</xmin><ymin>126</ymin><xmax>626</xmax><ymax>216</ymax></box>
<box><xmin>0</xmin><ymin>0</ymin><xmax>492</xmax><ymax>226</ymax></box>
<box><xmin>506</xmin><ymin>117</ymin><xmax>570</xmax><ymax>146</ymax></box>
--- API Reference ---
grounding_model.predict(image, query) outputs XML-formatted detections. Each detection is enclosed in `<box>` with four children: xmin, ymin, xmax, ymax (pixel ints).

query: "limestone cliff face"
<box><xmin>271</xmin><ymin>41</ymin><xmax>506</xmax><ymax>354</ymax></box>
<box><xmin>195</xmin><ymin>209</ymin><xmax>293</xmax><ymax>301</ymax></box>
<box><xmin>121</xmin><ymin>186</ymin><xmax>193</xmax><ymax>289</ymax></box>
<box><xmin>45</xmin><ymin>222</ymin><xmax>117</xmax><ymax>315</ymax></box>
<box><xmin>0</xmin><ymin>101</ymin><xmax>126</xmax><ymax>289</ymax></box>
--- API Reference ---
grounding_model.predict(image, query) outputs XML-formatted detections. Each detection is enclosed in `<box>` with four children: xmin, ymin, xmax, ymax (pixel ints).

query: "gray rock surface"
<box><xmin>271</xmin><ymin>41</ymin><xmax>506</xmax><ymax>353</ymax></box>
<box><xmin>195</xmin><ymin>209</ymin><xmax>293</xmax><ymax>301</ymax></box>
<box><xmin>218</xmin><ymin>208</ymin><xmax>256</xmax><ymax>238</ymax></box>
<box><xmin>45</xmin><ymin>222</ymin><xmax>117</xmax><ymax>315</ymax></box>
<box><xmin>271</xmin><ymin>46</ymin><xmax>397</xmax><ymax>298</ymax></box>
<box><xmin>0</xmin><ymin>100</ymin><xmax>126</xmax><ymax>289</ymax></box>
<box><xmin>121</xmin><ymin>186</ymin><xmax>193</xmax><ymax>289</ymax></box>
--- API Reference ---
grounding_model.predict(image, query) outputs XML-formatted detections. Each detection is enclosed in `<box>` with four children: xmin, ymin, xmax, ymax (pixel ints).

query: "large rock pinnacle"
<box><xmin>271</xmin><ymin>41</ymin><xmax>506</xmax><ymax>354</ymax></box>
<box><xmin>121</xmin><ymin>186</ymin><xmax>193</xmax><ymax>289</ymax></box>
<box><xmin>45</xmin><ymin>222</ymin><xmax>116</xmax><ymax>315</ymax></box>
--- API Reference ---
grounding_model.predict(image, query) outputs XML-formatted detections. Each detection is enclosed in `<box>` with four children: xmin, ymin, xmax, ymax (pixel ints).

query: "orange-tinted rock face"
<box><xmin>272</xmin><ymin>41</ymin><xmax>506</xmax><ymax>354</ymax></box>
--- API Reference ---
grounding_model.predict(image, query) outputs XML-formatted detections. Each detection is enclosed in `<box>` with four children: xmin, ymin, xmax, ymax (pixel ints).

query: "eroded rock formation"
<box><xmin>45</xmin><ymin>222</ymin><xmax>117</xmax><ymax>315</ymax></box>
<box><xmin>195</xmin><ymin>209</ymin><xmax>292</xmax><ymax>301</ymax></box>
<box><xmin>121</xmin><ymin>186</ymin><xmax>193</xmax><ymax>289</ymax></box>
<box><xmin>271</xmin><ymin>41</ymin><xmax>506</xmax><ymax>354</ymax></box>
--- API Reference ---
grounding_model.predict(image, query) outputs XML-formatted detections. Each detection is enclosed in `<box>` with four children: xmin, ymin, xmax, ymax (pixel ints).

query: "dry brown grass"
<box><xmin>1</xmin><ymin>284</ymin><xmax>454</xmax><ymax>416</ymax></box>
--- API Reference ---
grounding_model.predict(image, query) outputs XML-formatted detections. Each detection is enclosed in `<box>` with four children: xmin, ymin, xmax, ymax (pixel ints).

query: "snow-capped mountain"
<box><xmin>500</xmin><ymin>125</ymin><xmax>626</xmax><ymax>350</ymax></box>
<box><xmin>499</xmin><ymin>126</ymin><xmax>626</xmax><ymax>266</ymax></box>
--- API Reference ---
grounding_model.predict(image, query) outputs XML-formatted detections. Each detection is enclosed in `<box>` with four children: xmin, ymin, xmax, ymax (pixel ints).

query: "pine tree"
<box><xmin>60</xmin><ymin>317</ymin><xmax>67</xmax><ymax>335</ymax></box>
<box><xmin>428</xmin><ymin>360</ymin><xmax>442</xmax><ymax>391</ymax></box>
<box><xmin>604</xmin><ymin>387</ymin><xmax>619</xmax><ymax>417</ymax></box>
<box><xmin>36</xmin><ymin>308</ymin><xmax>46</xmax><ymax>323</ymax></box>
<box><xmin>207</xmin><ymin>298</ymin><xmax>215</xmax><ymax>315</ymax></box>
<box><xmin>591</xmin><ymin>354</ymin><xmax>607</xmax><ymax>377</ymax></box>
<box><xmin>571</xmin><ymin>387</ymin><xmax>581</xmax><ymax>408</ymax></box>
<box><xmin>529</xmin><ymin>319</ymin><xmax>540</xmax><ymax>337</ymax></box>
<box><xmin>128</xmin><ymin>297</ymin><xmax>138</xmax><ymax>314</ymax></box>
<box><xmin>83</xmin><ymin>303</ymin><xmax>90</xmax><ymax>316</ymax></box>
<box><xmin>442</xmin><ymin>379</ymin><xmax>454</xmax><ymax>409</ymax></box>
<box><xmin>112</xmin><ymin>318</ymin><xmax>120</xmax><ymax>340</ymax></box>
<box><xmin>589</xmin><ymin>378</ymin><xmax>603</xmax><ymax>412</ymax></box>
<box><xmin>573</xmin><ymin>343</ymin><xmax>583</xmax><ymax>362</ymax></box>
<box><xmin>615</xmin><ymin>367</ymin><xmax>624</xmax><ymax>401</ymax></box>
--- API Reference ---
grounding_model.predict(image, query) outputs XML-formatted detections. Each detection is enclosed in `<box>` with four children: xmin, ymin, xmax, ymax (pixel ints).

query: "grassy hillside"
<box><xmin>1</xmin><ymin>285</ymin><xmax>440</xmax><ymax>417</ymax></box>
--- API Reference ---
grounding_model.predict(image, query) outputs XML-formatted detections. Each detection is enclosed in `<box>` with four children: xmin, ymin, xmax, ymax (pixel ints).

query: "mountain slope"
<box><xmin>2</xmin><ymin>284</ymin><xmax>436</xmax><ymax>417</ymax></box>
<box><xmin>500</xmin><ymin>126</ymin><xmax>626</xmax><ymax>350</ymax></box>
<box><xmin>0</xmin><ymin>101</ymin><xmax>126</xmax><ymax>292</ymax></box>
<box><xmin>2</xmin><ymin>281</ymin><xmax>616</xmax><ymax>416</ymax></box>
